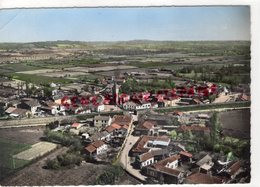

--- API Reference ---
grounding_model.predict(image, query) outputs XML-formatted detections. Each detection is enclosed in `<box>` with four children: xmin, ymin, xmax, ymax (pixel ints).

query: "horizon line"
<box><xmin>0</xmin><ymin>39</ymin><xmax>251</xmax><ymax>44</ymax></box>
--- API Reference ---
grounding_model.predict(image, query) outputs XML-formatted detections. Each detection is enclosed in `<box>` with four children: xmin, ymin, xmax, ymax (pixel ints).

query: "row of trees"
<box><xmin>44</xmin><ymin>129</ymin><xmax>82</xmax><ymax>151</ymax></box>
<box><xmin>177</xmin><ymin>64</ymin><xmax>250</xmax><ymax>86</ymax></box>
<box><xmin>120</xmin><ymin>77</ymin><xmax>175</xmax><ymax>94</ymax></box>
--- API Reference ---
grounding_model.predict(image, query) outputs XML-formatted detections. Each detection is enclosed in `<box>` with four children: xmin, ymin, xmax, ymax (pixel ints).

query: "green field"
<box><xmin>11</xmin><ymin>73</ymin><xmax>73</xmax><ymax>85</ymax></box>
<box><xmin>0</xmin><ymin>138</ymin><xmax>31</xmax><ymax>180</ymax></box>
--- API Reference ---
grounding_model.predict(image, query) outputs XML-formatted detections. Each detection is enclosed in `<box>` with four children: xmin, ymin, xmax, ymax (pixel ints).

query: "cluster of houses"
<box><xmin>127</xmin><ymin>112</ymin><xmax>249</xmax><ymax>184</ymax></box>
<box><xmin>129</xmin><ymin>134</ymin><xmax>248</xmax><ymax>184</ymax></box>
<box><xmin>82</xmin><ymin>114</ymin><xmax>133</xmax><ymax>159</ymax></box>
<box><xmin>0</xmin><ymin>77</ymin><xmax>251</xmax><ymax>119</ymax></box>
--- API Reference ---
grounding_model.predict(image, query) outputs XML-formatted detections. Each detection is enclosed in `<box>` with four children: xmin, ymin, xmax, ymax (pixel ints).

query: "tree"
<box><xmin>0</xmin><ymin>105</ymin><xmax>5</xmax><ymax>117</ymax></box>
<box><xmin>169</xmin><ymin>130</ymin><xmax>177</xmax><ymax>140</ymax></box>
<box><xmin>210</xmin><ymin>112</ymin><xmax>222</xmax><ymax>149</ymax></box>
<box><xmin>43</xmin><ymin>86</ymin><xmax>52</xmax><ymax>98</ymax></box>
<box><xmin>46</xmin><ymin>158</ymin><xmax>60</xmax><ymax>169</ymax></box>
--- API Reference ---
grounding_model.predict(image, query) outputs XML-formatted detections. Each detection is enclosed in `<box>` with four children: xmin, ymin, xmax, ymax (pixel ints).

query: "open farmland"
<box><xmin>0</xmin><ymin>127</ymin><xmax>45</xmax><ymax>180</ymax></box>
<box><xmin>13</xmin><ymin>142</ymin><xmax>58</xmax><ymax>161</ymax></box>
<box><xmin>0</xmin><ymin>138</ymin><xmax>31</xmax><ymax>180</ymax></box>
<box><xmin>220</xmin><ymin>108</ymin><xmax>250</xmax><ymax>139</ymax></box>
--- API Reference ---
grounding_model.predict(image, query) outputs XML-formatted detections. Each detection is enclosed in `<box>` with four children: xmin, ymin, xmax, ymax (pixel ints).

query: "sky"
<box><xmin>0</xmin><ymin>6</ymin><xmax>250</xmax><ymax>42</ymax></box>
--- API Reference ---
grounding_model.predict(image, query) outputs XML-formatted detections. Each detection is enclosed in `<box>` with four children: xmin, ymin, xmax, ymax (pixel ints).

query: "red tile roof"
<box><xmin>141</xmin><ymin>121</ymin><xmax>156</xmax><ymax>130</ymax></box>
<box><xmin>149</xmin><ymin>155</ymin><xmax>181</xmax><ymax>177</ymax></box>
<box><xmin>139</xmin><ymin>152</ymin><xmax>154</xmax><ymax>162</ymax></box>
<box><xmin>85</xmin><ymin>145</ymin><xmax>96</xmax><ymax>153</ymax></box>
<box><xmin>112</xmin><ymin>115</ymin><xmax>132</xmax><ymax>125</ymax></box>
<box><xmin>185</xmin><ymin>172</ymin><xmax>223</xmax><ymax>184</ymax></box>
<box><xmin>111</xmin><ymin>123</ymin><xmax>122</xmax><ymax>129</ymax></box>
<box><xmin>156</xmin><ymin>166</ymin><xmax>181</xmax><ymax>177</ymax></box>
<box><xmin>105</xmin><ymin>125</ymin><xmax>116</xmax><ymax>133</ymax></box>
<box><xmin>85</xmin><ymin>140</ymin><xmax>105</xmax><ymax>153</ymax></box>
<box><xmin>72</xmin><ymin>123</ymin><xmax>80</xmax><ymax>128</ymax></box>
<box><xmin>228</xmin><ymin>160</ymin><xmax>242</xmax><ymax>176</ymax></box>
<box><xmin>180</xmin><ymin>151</ymin><xmax>193</xmax><ymax>158</ymax></box>
<box><xmin>131</xmin><ymin>135</ymin><xmax>170</xmax><ymax>154</ymax></box>
<box><xmin>92</xmin><ymin>140</ymin><xmax>105</xmax><ymax>148</ymax></box>
<box><xmin>154</xmin><ymin>155</ymin><xmax>180</xmax><ymax>169</ymax></box>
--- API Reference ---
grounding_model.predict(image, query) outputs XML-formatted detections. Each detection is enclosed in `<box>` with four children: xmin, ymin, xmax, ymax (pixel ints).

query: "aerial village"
<box><xmin>0</xmin><ymin>67</ymin><xmax>250</xmax><ymax>184</ymax></box>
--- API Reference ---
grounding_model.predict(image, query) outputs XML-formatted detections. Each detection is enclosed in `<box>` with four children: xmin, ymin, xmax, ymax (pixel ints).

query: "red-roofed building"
<box><xmin>134</xmin><ymin>120</ymin><xmax>156</xmax><ymax>136</ymax></box>
<box><xmin>130</xmin><ymin>135</ymin><xmax>170</xmax><ymax>157</ymax></box>
<box><xmin>177</xmin><ymin>125</ymin><xmax>210</xmax><ymax>136</ymax></box>
<box><xmin>180</xmin><ymin>151</ymin><xmax>193</xmax><ymax>163</ymax></box>
<box><xmin>85</xmin><ymin>140</ymin><xmax>108</xmax><ymax>156</ymax></box>
<box><xmin>71</xmin><ymin>122</ymin><xmax>82</xmax><ymax>129</ymax></box>
<box><xmin>185</xmin><ymin>172</ymin><xmax>223</xmax><ymax>184</ymax></box>
<box><xmin>145</xmin><ymin>155</ymin><xmax>184</xmax><ymax>184</ymax></box>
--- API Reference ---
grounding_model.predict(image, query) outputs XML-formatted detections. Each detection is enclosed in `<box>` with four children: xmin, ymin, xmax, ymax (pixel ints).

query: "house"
<box><xmin>39</xmin><ymin>101</ymin><xmax>65</xmax><ymax>115</ymax></box>
<box><xmin>177</xmin><ymin>125</ymin><xmax>210</xmax><ymax>136</ymax></box>
<box><xmin>134</xmin><ymin>120</ymin><xmax>156</xmax><ymax>136</ymax></box>
<box><xmin>94</xmin><ymin>115</ymin><xmax>112</xmax><ymax>128</ymax></box>
<box><xmin>161</xmin><ymin>97</ymin><xmax>181</xmax><ymax>107</ymax></box>
<box><xmin>74</xmin><ymin>106</ymin><xmax>91</xmax><ymax>114</ymax></box>
<box><xmin>136</xmin><ymin>101</ymin><xmax>152</xmax><ymax>110</ymax></box>
<box><xmin>130</xmin><ymin>136</ymin><xmax>171</xmax><ymax>157</ymax></box>
<box><xmin>179</xmin><ymin>151</ymin><xmax>193</xmax><ymax>163</ymax></box>
<box><xmin>89</xmin><ymin>131</ymin><xmax>111</xmax><ymax>142</ymax></box>
<box><xmin>6</xmin><ymin>107</ymin><xmax>31</xmax><ymax>118</ymax></box>
<box><xmin>145</xmin><ymin>155</ymin><xmax>184</xmax><ymax>184</ymax></box>
<box><xmin>92</xmin><ymin>104</ymin><xmax>105</xmax><ymax>112</ymax></box>
<box><xmin>136</xmin><ymin>151</ymin><xmax>155</xmax><ymax>169</ymax></box>
<box><xmin>82</xmin><ymin>132</ymin><xmax>90</xmax><ymax>140</ymax></box>
<box><xmin>135</xmin><ymin>149</ymin><xmax>169</xmax><ymax>169</ymax></box>
<box><xmin>225</xmin><ymin>160</ymin><xmax>243</xmax><ymax>179</ymax></box>
<box><xmin>122</xmin><ymin>101</ymin><xmax>137</xmax><ymax>111</ymax></box>
<box><xmin>196</xmin><ymin>113</ymin><xmax>210</xmax><ymax>120</ymax></box>
<box><xmin>71</xmin><ymin>122</ymin><xmax>83</xmax><ymax>130</ymax></box>
<box><xmin>5</xmin><ymin>107</ymin><xmax>16</xmax><ymax>115</ymax></box>
<box><xmin>185</xmin><ymin>172</ymin><xmax>223</xmax><ymax>184</ymax></box>
<box><xmin>196</xmin><ymin>154</ymin><xmax>214</xmax><ymax>174</ymax></box>
<box><xmin>85</xmin><ymin>140</ymin><xmax>108</xmax><ymax>156</ymax></box>
<box><xmin>112</xmin><ymin>114</ymin><xmax>132</xmax><ymax>126</ymax></box>
<box><xmin>17</xmin><ymin>99</ymin><xmax>40</xmax><ymax>115</ymax></box>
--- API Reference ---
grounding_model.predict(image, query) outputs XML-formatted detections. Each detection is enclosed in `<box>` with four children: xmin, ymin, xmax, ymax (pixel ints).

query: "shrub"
<box><xmin>46</xmin><ymin>158</ymin><xmax>60</xmax><ymax>170</ymax></box>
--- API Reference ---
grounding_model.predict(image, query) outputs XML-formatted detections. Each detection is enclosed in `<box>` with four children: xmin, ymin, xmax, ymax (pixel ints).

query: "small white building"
<box><xmin>122</xmin><ymin>101</ymin><xmax>151</xmax><ymax>110</ymax></box>
<box><xmin>138</xmin><ymin>152</ymin><xmax>155</xmax><ymax>168</ymax></box>
<box><xmin>122</xmin><ymin>101</ymin><xmax>137</xmax><ymax>110</ymax></box>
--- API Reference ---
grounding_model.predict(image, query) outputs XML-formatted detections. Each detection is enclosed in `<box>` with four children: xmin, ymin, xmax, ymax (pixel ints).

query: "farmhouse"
<box><xmin>94</xmin><ymin>115</ymin><xmax>112</xmax><ymax>128</ymax></box>
<box><xmin>18</xmin><ymin>99</ymin><xmax>40</xmax><ymax>115</ymax></box>
<box><xmin>85</xmin><ymin>140</ymin><xmax>108</xmax><ymax>156</ymax></box>
<box><xmin>145</xmin><ymin>155</ymin><xmax>184</xmax><ymax>184</ymax></box>
<box><xmin>130</xmin><ymin>135</ymin><xmax>171</xmax><ymax>157</ymax></box>
<box><xmin>134</xmin><ymin>120</ymin><xmax>156</xmax><ymax>136</ymax></box>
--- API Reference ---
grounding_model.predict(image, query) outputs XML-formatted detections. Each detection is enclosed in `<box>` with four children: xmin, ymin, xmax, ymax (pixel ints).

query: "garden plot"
<box><xmin>17</xmin><ymin>69</ymin><xmax>87</xmax><ymax>78</ymax></box>
<box><xmin>13</xmin><ymin>142</ymin><xmax>58</xmax><ymax>161</ymax></box>
<box><xmin>65</xmin><ymin>65</ymin><xmax>137</xmax><ymax>73</ymax></box>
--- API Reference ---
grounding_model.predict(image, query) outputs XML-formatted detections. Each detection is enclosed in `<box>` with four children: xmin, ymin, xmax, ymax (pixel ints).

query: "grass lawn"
<box><xmin>10</xmin><ymin>73</ymin><xmax>73</xmax><ymax>85</ymax></box>
<box><xmin>0</xmin><ymin>138</ymin><xmax>31</xmax><ymax>169</ymax></box>
<box><xmin>0</xmin><ymin>63</ymin><xmax>44</xmax><ymax>74</ymax></box>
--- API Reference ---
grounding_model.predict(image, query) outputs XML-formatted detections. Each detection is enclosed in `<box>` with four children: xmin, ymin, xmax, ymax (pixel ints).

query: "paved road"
<box><xmin>119</xmin><ymin>122</ymin><xmax>147</xmax><ymax>182</ymax></box>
